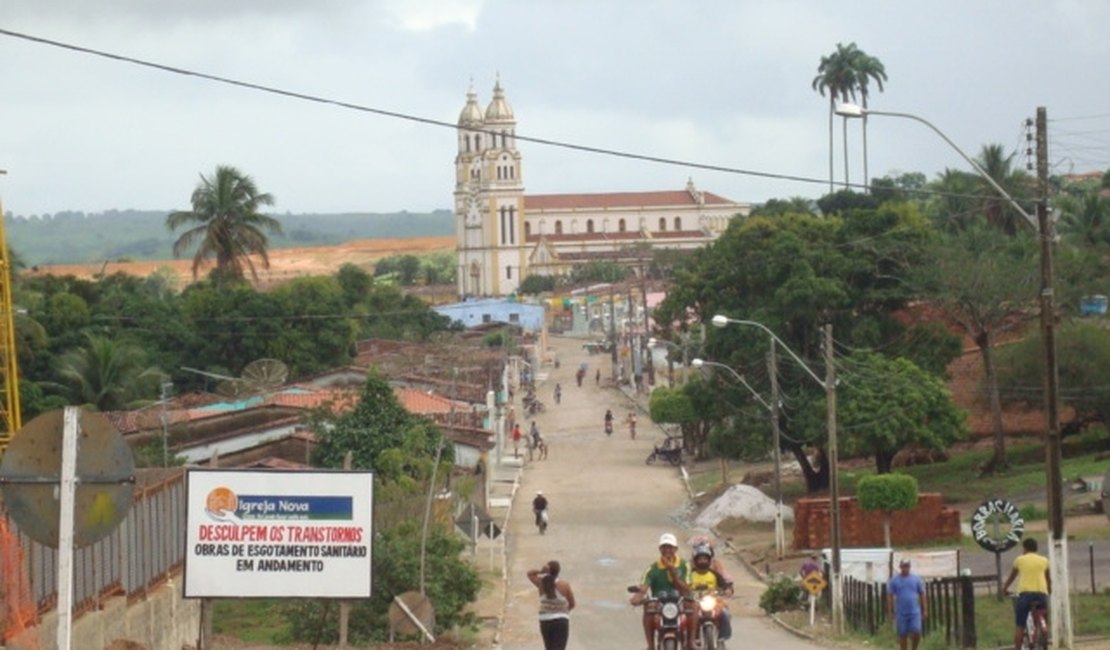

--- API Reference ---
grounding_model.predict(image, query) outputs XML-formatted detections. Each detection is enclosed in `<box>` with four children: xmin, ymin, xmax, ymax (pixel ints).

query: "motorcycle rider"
<box><xmin>532</xmin><ymin>491</ymin><xmax>549</xmax><ymax>529</ymax></box>
<box><xmin>604</xmin><ymin>409</ymin><xmax>614</xmax><ymax>435</ymax></box>
<box><xmin>629</xmin><ymin>533</ymin><xmax>694</xmax><ymax>650</ymax></box>
<box><xmin>689</xmin><ymin>543</ymin><xmax>733</xmax><ymax>646</ymax></box>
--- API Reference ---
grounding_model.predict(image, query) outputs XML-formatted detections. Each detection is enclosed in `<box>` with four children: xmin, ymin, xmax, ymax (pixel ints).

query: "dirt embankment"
<box><xmin>26</xmin><ymin>236</ymin><xmax>456</xmax><ymax>288</ymax></box>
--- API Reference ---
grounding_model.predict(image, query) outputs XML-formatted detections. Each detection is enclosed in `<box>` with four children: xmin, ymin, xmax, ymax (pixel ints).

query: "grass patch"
<box><xmin>212</xmin><ymin>598</ymin><xmax>290</xmax><ymax>643</ymax></box>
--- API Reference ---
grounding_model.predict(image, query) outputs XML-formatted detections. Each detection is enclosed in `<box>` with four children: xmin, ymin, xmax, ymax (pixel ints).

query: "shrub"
<box><xmin>759</xmin><ymin>574</ymin><xmax>805</xmax><ymax>613</ymax></box>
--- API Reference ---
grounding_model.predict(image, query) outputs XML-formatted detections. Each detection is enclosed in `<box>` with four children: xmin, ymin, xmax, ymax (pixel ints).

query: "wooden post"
<box><xmin>959</xmin><ymin>576</ymin><xmax>977</xmax><ymax>649</ymax></box>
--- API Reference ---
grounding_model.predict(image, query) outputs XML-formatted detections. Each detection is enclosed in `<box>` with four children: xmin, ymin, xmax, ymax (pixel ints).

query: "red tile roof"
<box><xmin>524</xmin><ymin>190</ymin><xmax>737</xmax><ymax>210</ymax></box>
<box><xmin>394</xmin><ymin>387</ymin><xmax>471</xmax><ymax>414</ymax></box>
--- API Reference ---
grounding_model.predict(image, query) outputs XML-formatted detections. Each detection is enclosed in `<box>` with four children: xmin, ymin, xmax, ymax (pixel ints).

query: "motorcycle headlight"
<box><xmin>661</xmin><ymin>602</ymin><xmax>680</xmax><ymax>619</ymax></box>
<box><xmin>699</xmin><ymin>594</ymin><xmax>717</xmax><ymax>612</ymax></box>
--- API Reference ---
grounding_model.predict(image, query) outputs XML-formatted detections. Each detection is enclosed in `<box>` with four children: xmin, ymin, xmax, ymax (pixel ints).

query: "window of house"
<box><xmin>587</xmin><ymin>219</ymin><xmax>594</xmax><ymax>233</ymax></box>
<box><xmin>619</xmin><ymin>218</ymin><xmax>626</xmax><ymax>232</ymax></box>
<box><xmin>482</xmin><ymin>314</ymin><xmax>492</xmax><ymax>323</ymax></box>
<box><xmin>524</xmin><ymin>221</ymin><xmax>531</xmax><ymax>237</ymax></box>
<box><xmin>674</xmin><ymin>217</ymin><xmax>682</xmax><ymax>230</ymax></box>
<box><xmin>509</xmin><ymin>313</ymin><xmax>520</xmax><ymax>323</ymax></box>
<box><xmin>659</xmin><ymin>217</ymin><xmax>667</xmax><ymax>231</ymax></box>
<box><xmin>555</xmin><ymin>221</ymin><xmax>563</xmax><ymax>235</ymax></box>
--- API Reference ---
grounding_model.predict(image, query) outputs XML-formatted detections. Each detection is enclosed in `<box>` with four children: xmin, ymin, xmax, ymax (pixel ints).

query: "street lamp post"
<box><xmin>691</xmin><ymin>357</ymin><xmax>785</xmax><ymax>559</ymax></box>
<box><xmin>836</xmin><ymin>103</ymin><xmax>1071</xmax><ymax>648</ymax></box>
<box><xmin>709</xmin><ymin>315</ymin><xmax>842</xmax><ymax>630</ymax></box>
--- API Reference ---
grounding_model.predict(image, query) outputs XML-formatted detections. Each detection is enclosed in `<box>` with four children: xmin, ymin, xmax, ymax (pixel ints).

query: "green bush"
<box><xmin>759</xmin><ymin>574</ymin><xmax>806</xmax><ymax>613</ymax></box>
<box><xmin>856</xmin><ymin>473</ymin><xmax>919</xmax><ymax>512</ymax></box>
<box><xmin>1019</xmin><ymin>503</ymin><xmax>1045</xmax><ymax>521</ymax></box>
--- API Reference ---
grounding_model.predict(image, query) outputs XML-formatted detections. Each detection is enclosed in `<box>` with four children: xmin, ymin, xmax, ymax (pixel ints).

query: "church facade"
<box><xmin>454</xmin><ymin>81</ymin><xmax>750</xmax><ymax>298</ymax></box>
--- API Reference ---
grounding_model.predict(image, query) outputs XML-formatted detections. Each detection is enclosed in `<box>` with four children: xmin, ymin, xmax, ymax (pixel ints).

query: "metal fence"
<box><xmin>2</xmin><ymin>470</ymin><xmax>187</xmax><ymax>622</ymax></box>
<box><xmin>843</xmin><ymin>574</ymin><xmax>986</xmax><ymax>648</ymax></box>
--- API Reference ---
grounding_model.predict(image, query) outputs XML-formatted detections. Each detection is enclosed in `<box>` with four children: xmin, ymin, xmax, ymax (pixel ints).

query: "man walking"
<box><xmin>887</xmin><ymin>559</ymin><xmax>926</xmax><ymax>650</ymax></box>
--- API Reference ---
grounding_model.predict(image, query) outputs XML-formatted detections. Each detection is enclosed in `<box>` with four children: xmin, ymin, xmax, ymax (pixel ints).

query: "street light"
<box><xmin>710</xmin><ymin>314</ymin><xmax>843</xmax><ymax>630</ymax></box>
<box><xmin>836</xmin><ymin>103</ymin><xmax>1071</xmax><ymax>648</ymax></box>
<box><xmin>691</xmin><ymin>357</ymin><xmax>786</xmax><ymax>558</ymax></box>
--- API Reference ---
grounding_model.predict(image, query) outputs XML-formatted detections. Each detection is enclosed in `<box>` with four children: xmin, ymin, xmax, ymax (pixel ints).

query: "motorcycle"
<box><xmin>627</xmin><ymin>586</ymin><xmax>689</xmax><ymax>650</ymax></box>
<box><xmin>692</xmin><ymin>588</ymin><xmax>727</xmax><ymax>650</ymax></box>
<box><xmin>646</xmin><ymin>438</ymin><xmax>683</xmax><ymax>466</ymax></box>
<box><xmin>604</xmin><ymin>420</ymin><xmax>613</xmax><ymax>435</ymax></box>
<box><xmin>523</xmin><ymin>393</ymin><xmax>545</xmax><ymax>415</ymax></box>
<box><xmin>534</xmin><ymin>508</ymin><xmax>548</xmax><ymax>534</ymax></box>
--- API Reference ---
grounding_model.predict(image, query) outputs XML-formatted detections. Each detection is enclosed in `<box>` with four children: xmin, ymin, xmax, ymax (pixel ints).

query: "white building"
<box><xmin>455</xmin><ymin>81</ymin><xmax>751</xmax><ymax>298</ymax></box>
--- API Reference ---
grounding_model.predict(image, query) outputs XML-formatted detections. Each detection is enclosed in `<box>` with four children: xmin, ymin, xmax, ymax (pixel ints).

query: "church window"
<box><xmin>619</xmin><ymin>218</ymin><xmax>626</xmax><ymax>232</ymax></box>
<box><xmin>659</xmin><ymin>218</ymin><xmax>667</xmax><ymax>231</ymax></box>
<box><xmin>674</xmin><ymin>217</ymin><xmax>682</xmax><ymax>231</ymax></box>
<box><xmin>509</xmin><ymin>207</ymin><xmax>516</xmax><ymax>243</ymax></box>
<box><xmin>506</xmin><ymin>266</ymin><xmax>512</xmax><ymax>279</ymax></box>
<box><xmin>587</xmin><ymin>219</ymin><xmax>594</xmax><ymax>233</ymax></box>
<box><xmin>524</xmin><ymin>221</ymin><xmax>531</xmax><ymax>237</ymax></box>
<box><xmin>555</xmin><ymin>221</ymin><xmax>563</xmax><ymax>235</ymax></box>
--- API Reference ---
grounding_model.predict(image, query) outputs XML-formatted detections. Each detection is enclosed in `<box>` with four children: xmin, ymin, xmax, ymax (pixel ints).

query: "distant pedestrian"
<box><xmin>527</xmin><ymin>560</ymin><xmax>575</xmax><ymax>650</ymax></box>
<box><xmin>595</xmin><ymin>369</ymin><xmax>600</xmax><ymax>385</ymax></box>
<box><xmin>800</xmin><ymin>554</ymin><xmax>821</xmax><ymax>579</ymax></box>
<box><xmin>626</xmin><ymin>412</ymin><xmax>637</xmax><ymax>439</ymax></box>
<box><xmin>512</xmin><ymin>423</ymin><xmax>522</xmax><ymax>458</ymax></box>
<box><xmin>888</xmin><ymin>559</ymin><xmax>926</xmax><ymax>650</ymax></box>
<box><xmin>554</xmin><ymin>383</ymin><xmax>562</xmax><ymax>405</ymax></box>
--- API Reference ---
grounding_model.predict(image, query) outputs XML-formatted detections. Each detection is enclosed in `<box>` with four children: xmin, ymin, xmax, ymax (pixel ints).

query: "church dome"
<box><xmin>458</xmin><ymin>87</ymin><xmax>483</xmax><ymax>127</ymax></box>
<box><xmin>484</xmin><ymin>80</ymin><xmax>514</xmax><ymax>122</ymax></box>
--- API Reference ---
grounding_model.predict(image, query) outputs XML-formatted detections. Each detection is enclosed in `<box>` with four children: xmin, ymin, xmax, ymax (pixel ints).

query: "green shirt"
<box><xmin>642</xmin><ymin>558</ymin><xmax>689</xmax><ymax>596</ymax></box>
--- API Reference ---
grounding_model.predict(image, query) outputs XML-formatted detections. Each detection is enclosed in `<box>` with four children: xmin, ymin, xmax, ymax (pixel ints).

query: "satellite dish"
<box><xmin>183</xmin><ymin>358</ymin><xmax>289</xmax><ymax>398</ymax></box>
<box><xmin>0</xmin><ymin>409</ymin><xmax>134</xmax><ymax>548</ymax></box>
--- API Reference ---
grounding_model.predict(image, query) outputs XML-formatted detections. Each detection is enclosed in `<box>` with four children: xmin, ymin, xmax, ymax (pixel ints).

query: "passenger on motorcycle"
<box><xmin>604</xmin><ymin>409</ymin><xmax>614</xmax><ymax>435</ymax></box>
<box><xmin>629</xmin><ymin>533</ymin><xmax>694</xmax><ymax>650</ymax></box>
<box><xmin>689</xmin><ymin>543</ymin><xmax>733</xmax><ymax>645</ymax></box>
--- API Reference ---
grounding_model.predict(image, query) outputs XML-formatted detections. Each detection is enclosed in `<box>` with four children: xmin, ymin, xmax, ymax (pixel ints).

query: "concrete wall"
<box><xmin>8</xmin><ymin>579</ymin><xmax>200</xmax><ymax>650</ymax></box>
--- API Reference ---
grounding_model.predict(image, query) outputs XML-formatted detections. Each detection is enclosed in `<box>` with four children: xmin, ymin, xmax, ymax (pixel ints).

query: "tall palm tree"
<box><xmin>1057</xmin><ymin>191</ymin><xmax>1110</xmax><ymax>247</ymax></box>
<box><xmin>166</xmin><ymin>165</ymin><xmax>282</xmax><ymax>285</ymax></box>
<box><xmin>813</xmin><ymin>43</ymin><xmax>862</xmax><ymax>193</ymax></box>
<box><xmin>854</xmin><ymin>53</ymin><xmax>888</xmax><ymax>192</ymax></box>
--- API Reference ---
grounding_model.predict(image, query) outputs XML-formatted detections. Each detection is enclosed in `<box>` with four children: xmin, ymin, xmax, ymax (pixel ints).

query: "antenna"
<box><xmin>181</xmin><ymin>358</ymin><xmax>289</xmax><ymax>398</ymax></box>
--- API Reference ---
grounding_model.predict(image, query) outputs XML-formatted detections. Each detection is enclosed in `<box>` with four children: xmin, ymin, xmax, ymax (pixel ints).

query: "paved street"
<box><xmin>494</xmin><ymin>335</ymin><xmax>822</xmax><ymax>650</ymax></box>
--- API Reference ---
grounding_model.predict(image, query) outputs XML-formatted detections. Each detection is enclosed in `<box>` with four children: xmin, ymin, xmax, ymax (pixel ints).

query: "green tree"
<box><xmin>52</xmin><ymin>333</ymin><xmax>165</xmax><ymax>411</ymax></box>
<box><xmin>749</xmin><ymin>197</ymin><xmax>816</xmax><ymax>218</ymax></box>
<box><xmin>974</xmin><ymin>144</ymin><xmax>1033</xmax><ymax>236</ymax></box>
<box><xmin>311</xmin><ymin>369</ymin><xmax>448</xmax><ymax>483</ymax></box>
<box><xmin>269</xmin><ymin>276</ymin><xmax>356</xmax><ymax>375</ymax></box>
<box><xmin>518</xmin><ymin>274</ymin><xmax>556</xmax><ymax>295</ymax></box>
<box><xmin>831</xmin><ymin>352</ymin><xmax>966</xmax><ymax>474</ymax></box>
<box><xmin>166</xmin><ymin>165</ymin><xmax>282</xmax><ymax>285</ymax></box>
<box><xmin>914</xmin><ymin>226</ymin><xmax>1038</xmax><ymax>472</ymax></box>
<box><xmin>336</xmin><ymin>263</ymin><xmax>374</xmax><ymax>306</ymax></box>
<box><xmin>996</xmin><ymin>321</ymin><xmax>1110</xmax><ymax>436</ymax></box>
<box><xmin>1056</xmin><ymin>191</ymin><xmax>1110</xmax><ymax>248</ymax></box>
<box><xmin>857</xmin><ymin>473</ymin><xmax>918</xmax><ymax>547</ymax></box>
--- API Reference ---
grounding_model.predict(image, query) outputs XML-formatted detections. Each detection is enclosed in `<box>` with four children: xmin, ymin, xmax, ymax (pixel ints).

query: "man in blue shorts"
<box><xmin>887</xmin><ymin>559</ymin><xmax>926</xmax><ymax>650</ymax></box>
<box><xmin>1002</xmin><ymin>537</ymin><xmax>1050</xmax><ymax>650</ymax></box>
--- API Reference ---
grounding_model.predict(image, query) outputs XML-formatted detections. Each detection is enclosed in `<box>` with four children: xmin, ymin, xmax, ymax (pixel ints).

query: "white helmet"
<box><xmin>536</xmin><ymin>491</ymin><xmax>543</xmax><ymax>496</ymax></box>
<box><xmin>658</xmin><ymin>533</ymin><xmax>678</xmax><ymax>548</ymax></box>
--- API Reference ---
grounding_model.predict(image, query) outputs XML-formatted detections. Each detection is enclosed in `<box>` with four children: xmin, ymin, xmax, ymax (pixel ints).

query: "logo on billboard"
<box><xmin>204</xmin><ymin>487</ymin><xmax>353</xmax><ymax>522</ymax></box>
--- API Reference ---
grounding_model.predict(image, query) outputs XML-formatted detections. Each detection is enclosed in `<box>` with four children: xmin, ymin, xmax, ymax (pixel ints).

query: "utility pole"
<box><xmin>609</xmin><ymin>285</ymin><xmax>618</xmax><ymax>381</ymax></box>
<box><xmin>768</xmin><ymin>340</ymin><xmax>785</xmax><ymax>559</ymax></box>
<box><xmin>825</xmin><ymin>323</ymin><xmax>843</xmax><ymax>633</ymax></box>
<box><xmin>1036</xmin><ymin>106</ymin><xmax>1072</xmax><ymax>648</ymax></box>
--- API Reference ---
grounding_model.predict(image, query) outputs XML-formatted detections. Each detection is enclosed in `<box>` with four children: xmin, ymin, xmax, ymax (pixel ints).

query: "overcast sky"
<box><xmin>1</xmin><ymin>1</ymin><xmax>1108</xmax><ymax>218</ymax></box>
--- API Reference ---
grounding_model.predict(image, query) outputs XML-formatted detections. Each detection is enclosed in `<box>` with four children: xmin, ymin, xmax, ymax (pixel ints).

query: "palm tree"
<box><xmin>1057</xmin><ymin>191</ymin><xmax>1110</xmax><ymax>248</ymax></box>
<box><xmin>975</xmin><ymin>145</ymin><xmax>1032</xmax><ymax>236</ymax></box>
<box><xmin>854</xmin><ymin>53</ymin><xmax>888</xmax><ymax>191</ymax></box>
<box><xmin>53</xmin><ymin>334</ymin><xmax>165</xmax><ymax>411</ymax></box>
<box><xmin>166</xmin><ymin>165</ymin><xmax>282</xmax><ymax>286</ymax></box>
<box><xmin>813</xmin><ymin>43</ymin><xmax>863</xmax><ymax>193</ymax></box>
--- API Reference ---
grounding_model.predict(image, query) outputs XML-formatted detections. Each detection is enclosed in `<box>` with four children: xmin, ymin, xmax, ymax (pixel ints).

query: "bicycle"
<box><xmin>1012</xmin><ymin>594</ymin><xmax>1049</xmax><ymax>650</ymax></box>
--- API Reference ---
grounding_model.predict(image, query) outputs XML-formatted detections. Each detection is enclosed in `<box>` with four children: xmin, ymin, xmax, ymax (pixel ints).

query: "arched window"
<box><xmin>555</xmin><ymin>220</ymin><xmax>563</xmax><ymax>235</ymax></box>
<box><xmin>524</xmin><ymin>221</ymin><xmax>531</xmax><ymax>237</ymax></box>
<box><xmin>586</xmin><ymin>219</ymin><xmax>595</xmax><ymax>233</ymax></box>
<box><xmin>619</xmin><ymin>218</ymin><xmax>626</xmax><ymax>232</ymax></box>
<box><xmin>674</xmin><ymin>217</ymin><xmax>682</xmax><ymax>231</ymax></box>
<box><xmin>659</xmin><ymin>217</ymin><xmax>667</xmax><ymax>231</ymax></box>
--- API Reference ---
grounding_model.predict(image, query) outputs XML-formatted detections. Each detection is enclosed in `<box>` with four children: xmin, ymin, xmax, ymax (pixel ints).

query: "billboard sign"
<box><xmin>184</xmin><ymin>469</ymin><xmax>373</xmax><ymax>598</ymax></box>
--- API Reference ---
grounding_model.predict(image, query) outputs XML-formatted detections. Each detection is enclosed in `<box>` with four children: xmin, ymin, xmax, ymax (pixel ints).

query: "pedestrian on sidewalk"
<box><xmin>627</xmin><ymin>412</ymin><xmax>637</xmax><ymax>439</ymax></box>
<box><xmin>512</xmin><ymin>423</ymin><xmax>522</xmax><ymax>458</ymax></box>
<box><xmin>887</xmin><ymin>559</ymin><xmax>926</xmax><ymax>650</ymax></box>
<box><xmin>554</xmin><ymin>383</ymin><xmax>562</xmax><ymax>405</ymax></box>
<box><xmin>527</xmin><ymin>560</ymin><xmax>576</xmax><ymax>650</ymax></box>
<box><xmin>595</xmin><ymin>368</ymin><xmax>600</xmax><ymax>385</ymax></box>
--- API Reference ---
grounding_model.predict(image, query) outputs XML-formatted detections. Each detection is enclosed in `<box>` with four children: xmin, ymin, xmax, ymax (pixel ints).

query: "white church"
<box><xmin>454</xmin><ymin>81</ymin><xmax>751</xmax><ymax>298</ymax></box>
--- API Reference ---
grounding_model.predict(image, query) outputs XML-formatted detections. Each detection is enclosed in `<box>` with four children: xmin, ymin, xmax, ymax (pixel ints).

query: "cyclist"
<box><xmin>1002</xmin><ymin>537</ymin><xmax>1051</xmax><ymax>650</ymax></box>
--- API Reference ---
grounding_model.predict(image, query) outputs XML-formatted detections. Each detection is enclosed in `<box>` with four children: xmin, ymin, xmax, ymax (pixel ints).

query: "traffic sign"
<box><xmin>802</xmin><ymin>570</ymin><xmax>827</xmax><ymax>596</ymax></box>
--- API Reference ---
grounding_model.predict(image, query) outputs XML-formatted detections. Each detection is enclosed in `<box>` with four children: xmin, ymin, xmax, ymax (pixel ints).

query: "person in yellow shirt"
<box><xmin>688</xmin><ymin>543</ymin><xmax>733</xmax><ymax>645</ymax></box>
<box><xmin>1002</xmin><ymin>537</ymin><xmax>1050</xmax><ymax>650</ymax></box>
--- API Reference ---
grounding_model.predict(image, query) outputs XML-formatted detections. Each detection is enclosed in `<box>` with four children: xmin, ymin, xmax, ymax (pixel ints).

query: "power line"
<box><xmin>0</xmin><ymin>27</ymin><xmax>831</xmax><ymax>190</ymax></box>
